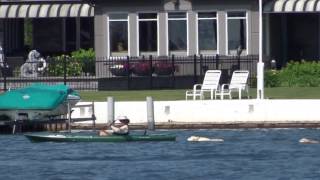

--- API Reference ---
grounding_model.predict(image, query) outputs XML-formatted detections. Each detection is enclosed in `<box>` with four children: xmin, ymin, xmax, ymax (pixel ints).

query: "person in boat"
<box><xmin>99</xmin><ymin>116</ymin><xmax>130</xmax><ymax>136</ymax></box>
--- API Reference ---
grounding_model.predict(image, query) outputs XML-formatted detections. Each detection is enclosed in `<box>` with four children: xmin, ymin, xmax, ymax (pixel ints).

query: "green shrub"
<box><xmin>71</xmin><ymin>48</ymin><xmax>95</xmax><ymax>75</ymax></box>
<box><xmin>48</xmin><ymin>49</ymin><xmax>96</xmax><ymax>76</ymax></box>
<box><xmin>266</xmin><ymin>61</ymin><xmax>320</xmax><ymax>87</ymax></box>
<box><xmin>48</xmin><ymin>55</ymin><xmax>82</xmax><ymax>76</ymax></box>
<box><xmin>280</xmin><ymin>61</ymin><xmax>320</xmax><ymax>87</ymax></box>
<box><xmin>264</xmin><ymin>70</ymin><xmax>281</xmax><ymax>87</ymax></box>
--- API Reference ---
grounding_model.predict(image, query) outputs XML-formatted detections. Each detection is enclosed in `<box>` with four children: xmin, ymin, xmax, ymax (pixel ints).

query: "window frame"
<box><xmin>137</xmin><ymin>12</ymin><xmax>159</xmax><ymax>56</ymax></box>
<box><xmin>196</xmin><ymin>11</ymin><xmax>219</xmax><ymax>55</ymax></box>
<box><xmin>107</xmin><ymin>13</ymin><xmax>129</xmax><ymax>57</ymax></box>
<box><xmin>225</xmin><ymin>11</ymin><xmax>248</xmax><ymax>56</ymax></box>
<box><xmin>166</xmin><ymin>12</ymin><xmax>189</xmax><ymax>56</ymax></box>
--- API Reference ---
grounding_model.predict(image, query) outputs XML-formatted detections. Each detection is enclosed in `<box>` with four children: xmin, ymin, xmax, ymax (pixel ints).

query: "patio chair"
<box><xmin>185</xmin><ymin>70</ymin><xmax>221</xmax><ymax>100</ymax></box>
<box><xmin>215</xmin><ymin>70</ymin><xmax>249</xmax><ymax>100</ymax></box>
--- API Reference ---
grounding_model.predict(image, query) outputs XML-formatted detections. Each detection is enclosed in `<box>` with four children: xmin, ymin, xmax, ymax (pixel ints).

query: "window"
<box><xmin>168</xmin><ymin>12</ymin><xmax>187</xmax><ymax>53</ymax></box>
<box><xmin>138</xmin><ymin>13</ymin><xmax>158</xmax><ymax>54</ymax></box>
<box><xmin>198</xmin><ymin>12</ymin><xmax>217</xmax><ymax>54</ymax></box>
<box><xmin>227</xmin><ymin>12</ymin><xmax>247</xmax><ymax>54</ymax></box>
<box><xmin>109</xmin><ymin>14</ymin><xmax>128</xmax><ymax>56</ymax></box>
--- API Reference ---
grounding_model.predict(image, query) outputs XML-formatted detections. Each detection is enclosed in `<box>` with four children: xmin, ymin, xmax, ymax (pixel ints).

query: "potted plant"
<box><xmin>154</xmin><ymin>61</ymin><xmax>175</xmax><ymax>75</ymax></box>
<box><xmin>109</xmin><ymin>62</ymin><xmax>131</xmax><ymax>76</ymax></box>
<box><xmin>132</xmin><ymin>61</ymin><xmax>153</xmax><ymax>76</ymax></box>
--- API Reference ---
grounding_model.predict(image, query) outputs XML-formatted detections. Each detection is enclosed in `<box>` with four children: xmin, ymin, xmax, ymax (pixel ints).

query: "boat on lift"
<box><xmin>0</xmin><ymin>83</ymin><xmax>80</xmax><ymax>122</ymax></box>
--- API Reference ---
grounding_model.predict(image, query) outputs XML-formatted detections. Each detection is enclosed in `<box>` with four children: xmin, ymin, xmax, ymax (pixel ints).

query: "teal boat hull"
<box><xmin>0</xmin><ymin>84</ymin><xmax>80</xmax><ymax>121</ymax></box>
<box><xmin>25</xmin><ymin>133</ymin><xmax>176</xmax><ymax>142</ymax></box>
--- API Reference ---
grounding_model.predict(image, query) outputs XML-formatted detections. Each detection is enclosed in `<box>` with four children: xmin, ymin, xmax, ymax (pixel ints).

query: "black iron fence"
<box><xmin>0</xmin><ymin>55</ymin><xmax>258</xmax><ymax>91</ymax></box>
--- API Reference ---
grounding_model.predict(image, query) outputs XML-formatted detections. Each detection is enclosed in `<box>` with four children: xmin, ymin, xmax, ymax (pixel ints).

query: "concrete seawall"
<box><xmin>72</xmin><ymin>99</ymin><xmax>320</xmax><ymax>128</ymax></box>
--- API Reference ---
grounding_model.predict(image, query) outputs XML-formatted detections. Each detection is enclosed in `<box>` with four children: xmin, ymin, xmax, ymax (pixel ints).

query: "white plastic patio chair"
<box><xmin>185</xmin><ymin>70</ymin><xmax>221</xmax><ymax>100</ymax></box>
<box><xmin>215</xmin><ymin>70</ymin><xmax>249</xmax><ymax>100</ymax></box>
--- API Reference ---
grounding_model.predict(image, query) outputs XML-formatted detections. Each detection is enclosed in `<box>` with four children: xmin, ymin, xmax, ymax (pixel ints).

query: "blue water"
<box><xmin>1</xmin><ymin>129</ymin><xmax>320</xmax><ymax>180</ymax></box>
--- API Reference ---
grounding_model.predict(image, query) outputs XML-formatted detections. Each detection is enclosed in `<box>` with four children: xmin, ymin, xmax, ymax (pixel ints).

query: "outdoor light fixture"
<box><xmin>271</xmin><ymin>59</ymin><xmax>276</xmax><ymax>70</ymax></box>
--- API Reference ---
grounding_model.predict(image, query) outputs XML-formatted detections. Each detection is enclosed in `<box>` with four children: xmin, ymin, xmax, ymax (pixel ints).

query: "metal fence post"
<box><xmin>193</xmin><ymin>54</ymin><xmax>197</xmax><ymax>84</ymax></box>
<box><xmin>3</xmin><ymin>57</ymin><xmax>8</xmax><ymax>91</ymax></box>
<box><xmin>149</xmin><ymin>55</ymin><xmax>153</xmax><ymax>89</ymax></box>
<box><xmin>63</xmin><ymin>55</ymin><xmax>67</xmax><ymax>85</ymax></box>
<box><xmin>171</xmin><ymin>54</ymin><xmax>175</xmax><ymax>88</ymax></box>
<box><xmin>237</xmin><ymin>55</ymin><xmax>241</xmax><ymax>70</ymax></box>
<box><xmin>3</xmin><ymin>68</ymin><xmax>6</xmax><ymax>92</ymax></box>
<box><xmin>199</xmin><ymin>54</ymin><xmax>203</xmax><ymax>78</ymax></box>
<box><xmin>215</xmin><ymin>54</ymin><xmax>219</xmax><ymax>70</ymax></box>
<box><xmin>126</xmin><ymin>56</ymin><xmax>130</xmax><ymax>90</ymax></box>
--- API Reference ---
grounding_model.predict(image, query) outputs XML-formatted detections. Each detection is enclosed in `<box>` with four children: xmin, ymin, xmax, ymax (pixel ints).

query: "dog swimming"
<box><xmin>299</xmin><ymin>138</ymin><xmax>320</xmax><ymax>144</ymax></box>
<box><xmin>187</xmin><ymin>136</ymin><xmax>224</xmax><ymax>142</ymax></box>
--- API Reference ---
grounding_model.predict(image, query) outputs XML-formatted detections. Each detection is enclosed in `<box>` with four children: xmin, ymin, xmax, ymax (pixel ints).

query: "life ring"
<box><xmin>37</xmin><ymin>58</ymin><xmax>47</xmax><ymax>72</ymax></box>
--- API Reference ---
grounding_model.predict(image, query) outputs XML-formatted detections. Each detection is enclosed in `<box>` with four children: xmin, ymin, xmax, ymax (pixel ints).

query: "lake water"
<box><xmin>1</xmin><ymin>128</ymin><xmax>320</xmax><ymax>180</ymax></box>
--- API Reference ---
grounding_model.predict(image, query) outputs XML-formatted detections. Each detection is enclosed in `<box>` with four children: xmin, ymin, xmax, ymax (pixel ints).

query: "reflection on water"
<box><xmin>0</xmin><ymin>128</ymin><xmax>320</xmax><ymax>180</ymax></box>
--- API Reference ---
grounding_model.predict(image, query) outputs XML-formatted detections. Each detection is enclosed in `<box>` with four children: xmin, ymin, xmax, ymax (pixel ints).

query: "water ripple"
<box><xmin>1</xmin><ymin>129</ymin><xmax>320</xmax><ymax>179</ymax></box>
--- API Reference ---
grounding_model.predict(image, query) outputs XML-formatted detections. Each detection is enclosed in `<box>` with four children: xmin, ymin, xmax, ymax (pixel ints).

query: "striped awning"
<box><xmin>264</xmin><ymin>0</ymin><xmax>320</xmax><ymax>13</ymax></box>
<box><xmin>0</xmin><ymin>3</ymin><xmax>94</xmax><ymax>18</ymax></box>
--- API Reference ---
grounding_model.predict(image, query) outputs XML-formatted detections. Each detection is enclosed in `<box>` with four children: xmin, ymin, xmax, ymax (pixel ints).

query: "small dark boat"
<box><xmin>25</xmin><ymin>133</ymin><xmax>176</xmax><ymax>143</ymax></box>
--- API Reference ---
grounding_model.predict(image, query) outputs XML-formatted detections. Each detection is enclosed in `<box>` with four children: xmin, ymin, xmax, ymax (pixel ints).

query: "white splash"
<box><xmin>299</xmin><ymin>138</ymin><xmax>319</xmax><ymax>144</ymax></box>
<box><xmin>187</xmin><ymin>136</ymin><xmax>224</xmax><ymax>142</ymax></box>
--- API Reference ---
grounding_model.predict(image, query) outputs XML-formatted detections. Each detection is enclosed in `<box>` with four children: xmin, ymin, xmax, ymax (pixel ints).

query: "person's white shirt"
<box><xmin>111</xmin><ymin>124</ymin><xmax>129</xmax><ymax>135</ymax></box>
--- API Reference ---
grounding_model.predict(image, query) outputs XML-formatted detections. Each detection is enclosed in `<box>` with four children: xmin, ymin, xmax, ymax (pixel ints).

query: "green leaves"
<box><xmin>71</xmin><ymin>48</ymin><xmax>95</xmax><ymax>75</ymax></box>
<box><xmin>48</xmin><ymin>55</ymin><xmax>82</xmax><ymax>76</ymax></box>
<box><xmin>48</xmin><ymin>49</ymin><xmax>95</xmax><ymax>76</ymax></box>
<box><xmin>265</xmin><ymin>61</ymin><xmax>320</xmax><ymax>87</ymax></box>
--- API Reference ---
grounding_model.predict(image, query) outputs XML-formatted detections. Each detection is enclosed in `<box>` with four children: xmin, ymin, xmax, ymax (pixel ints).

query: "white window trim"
<box><xmin>196</xmin><ymin>11</ymin><xmax>219</xmax><ymax>55</ymax></box>
<box><xmin>157</xmin><ymin>14</ymin><xmax>160</xmax><ymax>56</ymax></box>
<box><xmin>107</xmin><ymin>13</ymin><xmax>129</xmax><ymax>57</ymax></box>
<box><xmin>107</xmin><ymin>15</ymin><xmax>110</xmax><ymax>57</ymax></box>
<box><xmin>137</xmin><ymin>12</ymin><xmax>159</xmax><ymax>56</ymax></box>
<box><xmin>165</xmin><ymin>13</ymin><xmax>168</xmax><ymax>56</ymax></box>
<box><xmin>225</xmin><ymin>11</ymin><xmax>248</xmax><ymax>56</ymax></box>
<box><xmin>166</xmin><ymin>12</ymin><xmax>189</xmax><ymax>56</ymax></box>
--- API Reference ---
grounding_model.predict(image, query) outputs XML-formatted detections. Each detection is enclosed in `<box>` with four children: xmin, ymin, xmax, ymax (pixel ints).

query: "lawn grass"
<box><xmin>79</xmin><ymin>87</ymin><xmax>320</xmax><ymax>101</ymax></box>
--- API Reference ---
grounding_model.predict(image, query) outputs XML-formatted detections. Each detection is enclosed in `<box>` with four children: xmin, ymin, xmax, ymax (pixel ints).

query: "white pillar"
<box><xmin>257</xmin><ymin>0</ymin><xmax>264</xmax><ymax>99</ymax></box>
<box><xmin>146</xmin><ymin>96</ymin><xmax>155</xmax><ymax>130</ymax></box>
<box><xmin>107</xmin><ymin>97</ymin><xmax>114</xmax><ymax>124</ymax></box>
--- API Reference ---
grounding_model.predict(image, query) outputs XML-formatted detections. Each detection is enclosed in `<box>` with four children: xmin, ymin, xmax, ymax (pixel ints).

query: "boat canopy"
<box><xmin>0</xmin><ymin>84</ymin><xmax>79</xmax><ymax>110</ymax></box>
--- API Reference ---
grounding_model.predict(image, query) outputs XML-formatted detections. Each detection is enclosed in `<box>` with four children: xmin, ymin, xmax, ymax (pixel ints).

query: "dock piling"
<box><xmin>107</xmin><ymin>97</ymin><xmax>115</xmax><ymax>124</ymax></box>
<box><xmin>146</xmin><ymin>96</ymin><xmax>155</xmax><ymax>130</ymax></box>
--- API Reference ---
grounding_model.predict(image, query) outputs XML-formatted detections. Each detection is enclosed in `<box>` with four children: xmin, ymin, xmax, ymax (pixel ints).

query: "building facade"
<box><xmin>1</xmin><ymin>0</ymin><xmax>320</xmax><ymax>69</ymax></box>
<box><xmin>94</xmin><ymin>0</ymin><xmax>260</xmax><ymax>58</ymax></box>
